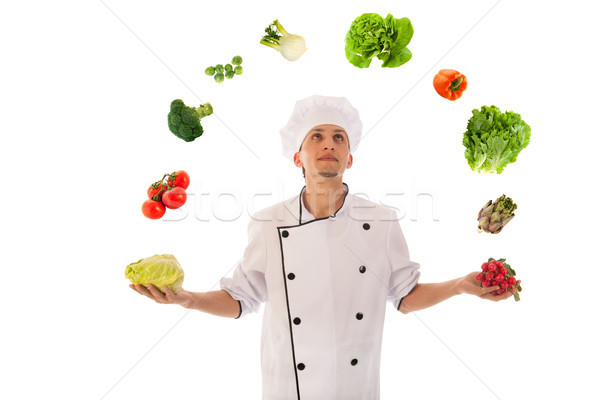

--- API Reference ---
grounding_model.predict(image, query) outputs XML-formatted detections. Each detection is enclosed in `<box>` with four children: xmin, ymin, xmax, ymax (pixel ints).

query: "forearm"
<box><xmin>183</xmin><ymin>289</ymin><xmax>240</xmax><ymax>318</ymax></box>
<box><xmin>399</xmin><ymin>279</ymin><xmax>462</xmax><ymax>314</ymax></box>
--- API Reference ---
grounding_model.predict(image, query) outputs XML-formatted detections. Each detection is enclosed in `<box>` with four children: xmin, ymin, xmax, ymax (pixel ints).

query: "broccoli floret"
<box><xmin>167</xmin><ymin>99</ymin><xmax>213</xmax><ymax>142</ymax></box>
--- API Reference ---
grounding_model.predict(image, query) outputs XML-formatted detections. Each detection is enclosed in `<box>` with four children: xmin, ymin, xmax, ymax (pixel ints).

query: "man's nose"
<box><xmin>322</xmin><ymin>137</ymin><xmax>335</xmax><ymax>150</ymax></box>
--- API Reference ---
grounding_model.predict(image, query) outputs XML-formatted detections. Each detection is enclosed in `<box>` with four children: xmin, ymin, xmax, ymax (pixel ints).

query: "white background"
<box><xmin>1</xmin><ymin>0</ymin><xmax>598</xmax><ymax>399</ymax></box>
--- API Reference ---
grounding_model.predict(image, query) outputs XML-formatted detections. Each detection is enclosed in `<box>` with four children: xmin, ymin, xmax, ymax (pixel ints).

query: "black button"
<box><xmin>297</xmin><ymin>363</ymin><xmax>305</xmax><ymax>371</ymax></box>
<box><xmin>359</xmin><ymin>265</ymin><xmax>366</xmax><ymax>274</ymax></box>
<box><xmin>293</xmin><ymin>317</ymin><xmax>301</xmax><ymax>325</ymax></box>
<box><xmin>282</xmin><ymin>230</ymin><xmax>289</xmax><ymax>238</ymax></box>
<box><xmin>362</xmin><ymin>223</ymin><xmax>370</xmax><ymax>230</ymax></box>
<box><xmin>287</xmin><ymin>273</ymin><xmax>295</xmax><ymax>280</ymax></box>
<box><xmin>351</xmin><ymin>359</ymin><xmax>358</xmax><ymax>366</ymax></box>
<box><xmin>356</xmin><ymin>313</ymin><xmax>363</xmax><ymax>320</ymax></box>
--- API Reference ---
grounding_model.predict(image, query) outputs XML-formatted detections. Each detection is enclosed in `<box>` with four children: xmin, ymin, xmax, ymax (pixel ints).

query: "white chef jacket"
<box><xmin>220</xmin><ymin>184</ymin><xmax>420</xmax><ymax>400</ymax></box>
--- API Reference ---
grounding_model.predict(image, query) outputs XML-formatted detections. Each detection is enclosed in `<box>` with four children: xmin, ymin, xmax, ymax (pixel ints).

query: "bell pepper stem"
<box><xmin>450</xmin><ymin>76</ymin><xmax>463</xmax><ymax>92</ymax></box>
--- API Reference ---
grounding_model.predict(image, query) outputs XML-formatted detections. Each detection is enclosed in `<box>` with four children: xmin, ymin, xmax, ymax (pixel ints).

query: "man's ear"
<box><xmin>293</xmin><ymin>152</ymin><xmax>303</xmax><ymax>168</ymax></box>
<box><xmin>346</xmin><ymin>153</ymin><xmax>353</xmax><ymax>169</ymax></box>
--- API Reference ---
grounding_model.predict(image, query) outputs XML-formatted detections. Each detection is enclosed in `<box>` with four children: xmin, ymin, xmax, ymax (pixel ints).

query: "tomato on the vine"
<box><xmin>166</xmin><ymin>170</ymin><xmax>190</xmax><ymax>190</ymax></box>
<box><xmin>147</xmin><ymin>182</ymin><xmax>168</xmax><ymax>201</ymax></box>
<box><xmin>142</xmin><ymin>200</ymin><xmax>166</xmax><ymax>219</ymax></box>
<box><xmin>162</xmin><ymin>187</ymin><xmax>187</xmax><ymax>209</ymax></box>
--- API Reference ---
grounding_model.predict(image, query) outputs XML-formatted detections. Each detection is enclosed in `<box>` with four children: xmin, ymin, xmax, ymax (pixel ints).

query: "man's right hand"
<box><xmin>129</xmin><ymin>285</ymin><xmax>240</xmax><ymax>318</ymax></box>
<box><xmin>129</xmin><ymin>284</ymin><xmax>193</xmax><ymax>308</ymax></box>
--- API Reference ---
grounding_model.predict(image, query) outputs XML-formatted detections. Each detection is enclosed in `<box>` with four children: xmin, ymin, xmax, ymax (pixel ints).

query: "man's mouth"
<box><xmin>318</xmin><ymin>155</ymin><xmax>338</xmax><ymax>161</ymax></box>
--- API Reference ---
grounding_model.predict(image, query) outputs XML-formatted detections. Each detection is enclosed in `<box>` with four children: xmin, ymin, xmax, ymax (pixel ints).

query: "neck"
<box><xmin>302</xmin><ymin>176</ymin><xmax>346</xmax><ymax>219</ymax></box>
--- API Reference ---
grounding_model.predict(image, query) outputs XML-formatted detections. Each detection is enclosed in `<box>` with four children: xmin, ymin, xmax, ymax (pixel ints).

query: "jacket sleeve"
<box><xmin>386</xmin><ymin>214</ymin><xmax>420</xmax><ymax>309</ymax></box>
<box><xmin>220</xmin><ymin>217</ymin><xmax>268</xmax><ymax>318</ymax></box>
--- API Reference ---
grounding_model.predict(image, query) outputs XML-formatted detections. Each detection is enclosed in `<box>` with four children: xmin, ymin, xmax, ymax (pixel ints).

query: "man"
<box><xmin>130</xmin><ymin>95</ymin><xmax>519</xmax><ymax>399</ymax></box>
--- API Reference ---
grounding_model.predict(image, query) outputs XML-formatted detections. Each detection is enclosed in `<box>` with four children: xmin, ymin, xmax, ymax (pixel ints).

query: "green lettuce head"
<box><xmin>125</xmin><ymin>254</ymin><xmax>184</xmax><ymax>293</ymax></box>
<box><xmin>463</xmin><ymin>105</ymin><xmax>531</xmax><ymax>174</ymax></box>
<box><xmin>345</xmin><ymin>13</ymin><xmax>414</xmax><ymax>68</ymax></box>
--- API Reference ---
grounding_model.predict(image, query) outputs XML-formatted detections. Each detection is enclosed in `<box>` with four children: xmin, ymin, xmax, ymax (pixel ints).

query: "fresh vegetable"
<box><xmin>142</xmin><ymin>170</ymin><xmax>190</xmax><ymax>219</ymax></box>
<box><xmin>433</xmin><ymin>69</ymin><xmax>467</xmax><ymax>100</ymax></box>
<box><xmin>141</xmin><ymin>200</ymin><xmax>166</xmax><ymax>220</ymax></box>
<box><xmin>477</xmin><ymin>194</ymin><xmax>517</xmax><ymax>234</ymax></box>
<box><xmin>166</xmin><ymin>170</ymin><xmax>190</xmax><ymax>190</ymax></box>
<box><xmin>344</xmin><ymin>13</ymin><xmax>413</xmax><ymax>68</ymax></box>
<box><xmin>260</xmin><ymin>20</ymin><xmax>306</xmax><ymax>61</ymax></box>
<box><xmin>167</xmin><ymin>99</ymin><xmax>213</xmax><ymax>142</ymax></box>
<box><xmin>125</xmin><ymin>254</ymin><xmax>184</xmax><ymax>294</ymax></box>
<box><xmin>205</xmin><ymin>56</ymin><xmax>244</xmax><ymax>83</ymax></box>
<box><xmin>162</xmin><ymin>187</ymin><xmax>187</xmax><ymax>209</ymax></box>
<box><xmin>463</xmin><ymin>105</ymin><xmax>531</xmax><ymax>174</ymax></box>
<box><xmin>147</xmin><ymin>182</ymin><xmax>168</xmax><ymax>201</ymax></box>
<box><xmin>476</xmin><ymin>257</ymin><xmax>522</xmax><ymax>301</ymax></box>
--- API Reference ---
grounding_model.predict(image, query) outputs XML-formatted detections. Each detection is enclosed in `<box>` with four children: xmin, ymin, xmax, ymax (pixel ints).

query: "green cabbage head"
<box><xmin>125</xmin><ymin>254</ymin><xmax>184</xmax><ymax>293</ymax></box>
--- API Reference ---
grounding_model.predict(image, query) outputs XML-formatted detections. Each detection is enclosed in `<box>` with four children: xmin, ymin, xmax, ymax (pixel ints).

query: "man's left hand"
<box><xmin>458</xmin><ymin>272</ymin><xmax>521</xmax><ymax>302</ymax></box>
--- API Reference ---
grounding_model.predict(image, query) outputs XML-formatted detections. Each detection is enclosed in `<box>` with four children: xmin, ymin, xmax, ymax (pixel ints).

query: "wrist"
<box><xmin>179</xmin><ymin>290</ymin><xmax>195</xmax><ymax>309</ymax></box>
<box><xmin>453</xmin><ymin>277</ymin><xmax>465</xmax><ymax>295</ymax></box>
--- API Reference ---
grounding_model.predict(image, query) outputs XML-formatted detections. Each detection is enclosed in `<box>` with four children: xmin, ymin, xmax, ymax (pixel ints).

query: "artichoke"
<box><xmin>477</xmin><ymin>195</ymin><xmax>517</xmax><ymax>234</ymax></box>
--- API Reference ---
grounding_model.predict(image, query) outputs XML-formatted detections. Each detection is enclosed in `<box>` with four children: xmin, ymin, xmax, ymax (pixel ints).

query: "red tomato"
<box><xmin>147</xmin><ymin>182</ymin><xmax>168</xmax><ymax>201</ymax></box>
<box><xmin>162</xmin><ymin>187</ymin><xmax>187</xmax><ymax>209</ymax></box>
<box><xmin>167</xmin><ymin>170</ymin><xmax>190</xmax><ymax>190</ymax></box>
<box><xmin>142</xmin><ymin>200</ymin><xmax>166</xmax><ymax>219</ymax></box>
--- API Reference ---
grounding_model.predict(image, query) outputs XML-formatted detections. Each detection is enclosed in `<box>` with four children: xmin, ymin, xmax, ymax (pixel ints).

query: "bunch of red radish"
<box><xmin>141</xmin><ymin>170</ymin><xmax>190</xmax><ymax>220</ymax></box>
<box><xmin>476</xmin><ymin>257</ymin><xmax>521</xmax><ymax>301</ymax></box>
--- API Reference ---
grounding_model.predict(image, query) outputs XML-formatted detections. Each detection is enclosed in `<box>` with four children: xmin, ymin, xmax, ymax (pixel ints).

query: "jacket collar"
<box><xmin>298</xmin><ymin>183</ymin><xmax>349</xmax><ymax>224</ymax></box>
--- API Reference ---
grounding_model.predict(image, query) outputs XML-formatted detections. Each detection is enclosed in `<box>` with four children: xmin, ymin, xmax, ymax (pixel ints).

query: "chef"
<box><xmin>130</xmin><ymin>95</ymin><xmax>520</xmax><ymax>400</ymax></box>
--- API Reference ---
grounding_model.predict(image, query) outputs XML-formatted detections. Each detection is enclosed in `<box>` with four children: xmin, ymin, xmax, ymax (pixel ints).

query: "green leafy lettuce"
<box><xmin>344</xmin><ymin>13</ymin><xmax>414</xmax><ymax>68</ymax></box>
<box><xmin>125</xmin><ymin>254</ymin><xmax>184</xmax><ymax>293</ymax></box>
<box><xmin>463</xmin><ymin>105</ymin><xmax>531</xmax><ymax>174</ymax></box>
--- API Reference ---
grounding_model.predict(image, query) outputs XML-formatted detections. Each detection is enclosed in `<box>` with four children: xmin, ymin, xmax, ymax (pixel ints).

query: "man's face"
<box><xmin>293</xmin><ymin>124</ymin><xmax>353</xmax><ymax>179</ymax></box>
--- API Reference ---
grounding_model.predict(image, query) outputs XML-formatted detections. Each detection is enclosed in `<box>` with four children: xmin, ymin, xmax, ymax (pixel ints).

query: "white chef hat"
<box><xmin>280</xmin><ymin>95</ymin><xmax>362</xmax><ymax>160</ymax></box>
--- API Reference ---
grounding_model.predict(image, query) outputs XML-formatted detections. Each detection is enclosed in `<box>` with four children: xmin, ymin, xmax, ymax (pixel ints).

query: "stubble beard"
<box><xmin>318</xmin><ymin>171</ymin><xmax>339</xmax><ymax>178</ymax></box>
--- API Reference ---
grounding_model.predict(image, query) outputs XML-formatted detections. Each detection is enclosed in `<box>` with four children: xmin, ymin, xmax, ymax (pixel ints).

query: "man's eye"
<box><xmin>312</xmin><ymin>134</ymin><xmax>321</xmax><ymax>139</ymax></box>
<box><xmin>335</xmin><ymin>135</ymin><xmax>344</xmax><ymax>141</ymax></box>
